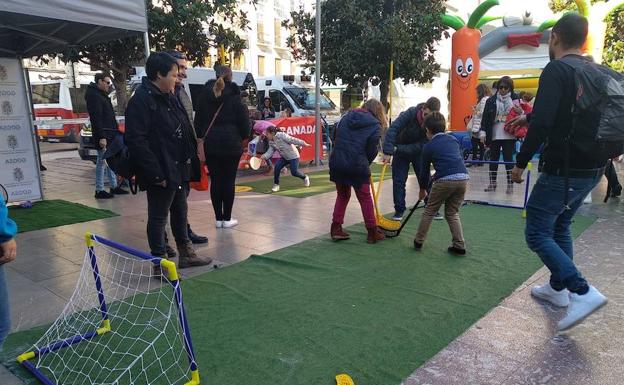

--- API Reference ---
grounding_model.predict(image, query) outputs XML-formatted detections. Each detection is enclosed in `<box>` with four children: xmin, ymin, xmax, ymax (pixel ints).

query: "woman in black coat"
<box><xmin>125</xmin><ymin>52</ymin><xmax>210</xmax><ymax>270</ymax></box>
<box><xmin>194</xmin><ymin>66</ymin><xmax>250</xmax><ymax>228</ymax></box>
<box><xmin>480</xmin><ymin>76</ymin><xmax>521</xmax><ymax>194</ymax></box>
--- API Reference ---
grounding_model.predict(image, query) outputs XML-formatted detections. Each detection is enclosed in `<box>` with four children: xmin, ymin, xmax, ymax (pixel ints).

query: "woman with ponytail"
<box><xmin>194</xmin><ymin>65</ymin><xmax>250</xmax><ymax>228</ymax></box>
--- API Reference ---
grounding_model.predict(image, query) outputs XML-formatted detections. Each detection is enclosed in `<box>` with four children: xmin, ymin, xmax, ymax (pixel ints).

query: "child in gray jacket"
<box><xmin>260</xmin><ymin>126</ymin><xmax>311</xmax><ymax>192</ymax></box>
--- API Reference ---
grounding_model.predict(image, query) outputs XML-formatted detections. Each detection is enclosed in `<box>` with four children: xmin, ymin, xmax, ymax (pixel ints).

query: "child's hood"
<box><xmin>343</xmin><ymin>109</ymin><xmax>380</xmax><ymax>130</ymax></box>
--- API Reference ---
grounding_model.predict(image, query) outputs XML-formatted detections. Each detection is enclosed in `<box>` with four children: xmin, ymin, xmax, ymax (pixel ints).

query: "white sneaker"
<box><xmin>531</xmin><ymin>283</ymin><xmax>570</xmax><ymax>307</ymax></box>
<box><xmin>215</xmin><ymin>221</ymin><xmax>223</xmax><ymax>228</ymax></box>
<box><xmin>271</xmin><ymin>184</ymin><xmax>280</xmax><ymax>192</ymax></box>
<box><xmin>557</xmin><ymin>286</ymin><xmax>607</xmax><ymax>332</ymax></box>
<box><xmin>303</xmin><ymin>175</ymin><xmax>310</xmax><ymax>187</ymax></box>
<box><xmin>222</xmin><ymin>219</ymin><xmax>239</xmax><ymax>229</ymax></box>
<box><xmin>433</xmin><ymin>212</ymin><xmax>444</xmax><ymax>220</ymax></box>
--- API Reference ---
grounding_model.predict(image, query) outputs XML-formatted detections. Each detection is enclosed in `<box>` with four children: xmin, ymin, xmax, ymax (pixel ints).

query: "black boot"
<box><xmin>188</xmin><ymin>224</ymin><xmax>208</xmax><ymax>244</ymax></box>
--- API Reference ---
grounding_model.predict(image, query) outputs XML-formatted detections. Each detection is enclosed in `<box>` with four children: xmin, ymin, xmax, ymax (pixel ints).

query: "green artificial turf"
<box><xmin>9</xmin><ymin>200</ymin><xmax>118</xmax><ymax>233</ymax></box>
<box><xmin>1</xmin><ymin>205</ymin><xmax>595</xmax><ymax>385</ymax></box>
<box><xmin>242</xmin><ymin>163</ymin><xmax>392</xmax><ymax>198</ymax></box>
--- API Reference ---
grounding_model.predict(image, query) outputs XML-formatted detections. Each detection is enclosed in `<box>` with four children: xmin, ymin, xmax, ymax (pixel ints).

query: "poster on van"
<box><xmin>0</xmin><ymin>58</ymin><xmax>43</xmax><ymax>202</ymax></box>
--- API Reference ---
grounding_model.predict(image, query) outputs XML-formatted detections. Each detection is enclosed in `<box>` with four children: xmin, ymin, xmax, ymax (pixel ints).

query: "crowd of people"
<box><xmin>329</xmin><ymin>13</ymin><xmax>613</xmax><ymax>332</ymax></box>
<box><xmin>0</xmin><ymin>13</ymin><xmax>618</xmax><ymax>354</ymax></box>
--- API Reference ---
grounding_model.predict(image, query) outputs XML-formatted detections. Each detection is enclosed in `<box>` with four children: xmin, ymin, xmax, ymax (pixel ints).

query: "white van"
<box><xmin>255</xmin><ymin>75</ymin><xmax>341</xmax><ymax>124</ymax></box>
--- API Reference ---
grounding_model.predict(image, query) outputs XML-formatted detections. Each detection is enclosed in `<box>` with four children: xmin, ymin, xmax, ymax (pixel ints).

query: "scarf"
<box><xmin>495</xmin><ymin>92</ymin><xmax>513</xmax><ymax>122</ymax></box>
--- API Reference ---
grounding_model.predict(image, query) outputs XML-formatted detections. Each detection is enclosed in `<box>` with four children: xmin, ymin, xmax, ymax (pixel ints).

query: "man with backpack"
<box><xmin>382</xmin><ymin>97</ymin><xmax>440</xmax><ymax>220</ymax></box>
<box><xmin>512</xmin><ymin>13</ymin><xmax>623</xmax><ymax>331</ymax></box>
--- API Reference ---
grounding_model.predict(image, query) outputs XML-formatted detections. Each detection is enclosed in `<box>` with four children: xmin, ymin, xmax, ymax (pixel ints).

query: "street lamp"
<box><xmin>314</xmin><ymin>0</ymin><xmax>321</xmax><ymax>166</ymax></box>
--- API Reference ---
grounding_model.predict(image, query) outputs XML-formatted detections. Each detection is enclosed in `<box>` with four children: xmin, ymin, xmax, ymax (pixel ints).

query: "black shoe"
<box><xmin>188</xmin><ymin>226</ymin><xmax>208</xmax><ymax>244</ymax></box>
<box><xmin>153</xmin><ymin>264</ymin><xmax>163</xmax><ymax>278</ymax></box>
<box><xmin>95</xmin><ymin>190</ymin><xmax>114</xmax><ymax>199</ymax></box>
<box><xmin>448</xmin><ymin>246</ymin><xmax>466</xmax><ymax>255</ymax></box>
<box><xmin>165</xmin><ymin>244</ymin><xmax>177</xmax><ymax>259</ymax></box>
<box><xmin>611</xmin><ymin>185</ymin><xmax>622</xmax><ymax>198</ymax></box>
<box><xmin>413</xmin><ymin>240</ymin><xmax>423</xmax><ymax>250</ymax></box>
<box><xmin>111</xmin><ymin>187</ymin><xmax>129</xmax><ymax>195</ymax></box>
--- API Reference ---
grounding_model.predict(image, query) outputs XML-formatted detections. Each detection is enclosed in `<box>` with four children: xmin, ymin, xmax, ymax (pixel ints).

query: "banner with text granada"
<box><xmin>272</xmin><ymin>116</ymin><xmax>324</xmax><ymax>163</ymax></box>
<box><xmin>0</xmin><ymin>58</ymin><xmax>42</xmax><ymax>202</ymax></box>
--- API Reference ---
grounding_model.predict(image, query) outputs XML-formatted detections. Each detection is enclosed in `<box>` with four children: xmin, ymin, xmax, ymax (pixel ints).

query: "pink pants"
<box><xmin>332</xmin><ymin>183</ymin><xmax>377</xmax><ymax>228</ymax></box>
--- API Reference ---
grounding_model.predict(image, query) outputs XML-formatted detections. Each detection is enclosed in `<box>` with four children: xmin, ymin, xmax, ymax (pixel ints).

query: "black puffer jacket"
<box><xmin>194</xmin><ymin>80</ymin><xmax>250</xmax><ymax>157</ymax></box>
<box><xmin>85</xmin><ymin>83</ymin><xmax>118</xmax><ymax>145</ymax></box>
<box><xmin>329</xmin><ymin>109</ymin><xmax>381</xmax><ymax>187</ymax></box>
<box><xmin>125</xmin><ymin>77</ymin><xmax>196</xmax><ymax>190</ymax></box>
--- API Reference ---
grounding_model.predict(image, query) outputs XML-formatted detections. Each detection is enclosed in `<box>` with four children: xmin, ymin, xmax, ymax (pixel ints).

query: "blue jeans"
<box><xmin>392</xmin><ymin>154</ymin><xmax>421</xmax><ymax>214</ymax></box>
<box><xmin>95</xmin><ymin>148</ymin><xmax>117</xmax><ymax>192</ymax></box>
<box><xmin>274</xmin><ymin>158</ymin><xmax>306</xmax><ymax>185</ymax></box>
<box><xmin>525</xmin><ymin>172</ymin><xmax>602</xmax><ymax>293</ymax></box>
<box><xmin>0</xmin><ymin>264</ymin><xmax>10</xmax><ymax>352</ymax></box>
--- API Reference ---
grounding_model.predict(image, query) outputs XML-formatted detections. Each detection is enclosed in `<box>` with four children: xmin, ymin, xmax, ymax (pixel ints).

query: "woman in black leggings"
<box><xmin>195</xmin><ymin>65</ymin><xmax>250</xmax><ymax>228</ymax></box>
<box><xmin>480</xmin><ymin>76</ymin><xmax>520</xmax><ymax>195</ymax></box>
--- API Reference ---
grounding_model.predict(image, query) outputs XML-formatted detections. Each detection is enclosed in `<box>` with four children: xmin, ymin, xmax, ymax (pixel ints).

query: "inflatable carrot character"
<box><xmin>442</xmin><ymin>0</ymin><xmax>499</xmax><ymax>131</ymax></box>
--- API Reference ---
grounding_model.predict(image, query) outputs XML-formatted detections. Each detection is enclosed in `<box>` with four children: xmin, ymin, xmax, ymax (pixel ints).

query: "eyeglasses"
<box><xmin>105</xmin><ymin>81</ymin><xmax>112</xmax><ymax>85</ymax></box>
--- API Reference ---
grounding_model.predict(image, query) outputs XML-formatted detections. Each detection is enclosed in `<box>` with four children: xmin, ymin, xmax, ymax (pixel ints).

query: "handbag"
<box><xmin>197</xmin><ymin>103</ymin><xmax>223</xmax><ymax>162</ymax></box>
<box><xmin>189</xmin><ymin>163</ymin><xmax>210</xmax><ymax>191</ymax></box>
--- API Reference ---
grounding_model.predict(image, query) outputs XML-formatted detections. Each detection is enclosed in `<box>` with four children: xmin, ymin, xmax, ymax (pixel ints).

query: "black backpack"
<box><xmin>558</xmin><ymin>56</ymin><xmax>624</xmax><ymax>207</ymax></box>
<box><xmin>561</xmin><ymin>55</ymin><xmax>624</xmax><ymax>159</ymax></box>
<box><xmin>103</xmin><ymin>133</ymin><xmax>138</xmax><ymax>194</ymax></box>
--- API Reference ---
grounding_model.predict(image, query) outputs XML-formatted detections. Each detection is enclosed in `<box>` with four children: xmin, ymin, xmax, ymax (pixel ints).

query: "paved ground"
<box><xmin>2</xmin><ymin>154</ymin><xmax>624</xmax><ymax>384</ymax></box>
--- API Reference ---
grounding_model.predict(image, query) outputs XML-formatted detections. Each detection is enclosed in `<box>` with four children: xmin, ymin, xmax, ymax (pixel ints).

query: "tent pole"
<box><xmin>19</xmin><ymin>57</ymin><xmax>45</xmax><ymax>199</ymax></box>
<box><xmin>143</xmin><ymin>32</ymin><xmax>150</xmax><ymax>59</ymax></box>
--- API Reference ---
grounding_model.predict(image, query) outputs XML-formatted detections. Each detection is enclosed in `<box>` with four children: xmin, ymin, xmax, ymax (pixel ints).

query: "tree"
<box><xmin>602</xmin><ymin>3</ymin><xmax>624</xmax><ymax>71</ymax></box>
<box><xmin>548</xmin><ymin>0</ymin><xmax>624</xmax><ymax>71</ymax></box>
<box><xmin>283</xmin><ymin>0</ymin><xmax>446</xmax><ymax>108</ymax></box>
<box><xmin>57</xmin><ymin>0</ymin><xmax>253</xmax><ymax>114</ymax></box>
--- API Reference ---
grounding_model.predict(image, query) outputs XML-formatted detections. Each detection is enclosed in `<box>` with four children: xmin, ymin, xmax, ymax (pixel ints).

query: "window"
<box><xmin>284</xmin><ymin>86</ymin><xmax>336</xmax><ymax>110</ymax></box>
<box><xmin>257</xmin><ymin>21</ymin><xmax>267</xmax><ymax>44</ymax></box>
<box><xmin>233</xmin><ymin>53</ymin><xmax>245</xmax><ymax>70</ymax></box>
<box><xmin>31</xmin><ymin>83</ymin><xmax>60</xmax><ymax>105</ymax></box>
<box><xmin>269</xmin><ymin>89</ymin><xmax>293</xmax><ymax>113</ymax></box>
<box><xmin>274</xmin><ymin>58</ymin><xmax>281</xmax><ymax>75</ymax></box>
<box><xmin>258</xmin><ymin>55</ymin><xmax>266</xmax><ymax>76</ymax></box>
<box><xmin>274</xmin><ymin>18</ymin><xmax>282</xmax><ymax>47</ymax></box>
<box><xmin>69</xmin><ymin>85</ymin><xmax>89</xmax><ymax>114</ymax></box>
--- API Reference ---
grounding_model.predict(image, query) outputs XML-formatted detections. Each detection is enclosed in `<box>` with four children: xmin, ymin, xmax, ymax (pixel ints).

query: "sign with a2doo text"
<box><xmin>0</xmin><ymin>58</ymin><xmax>42</xmax><ymax>202</ymax></box>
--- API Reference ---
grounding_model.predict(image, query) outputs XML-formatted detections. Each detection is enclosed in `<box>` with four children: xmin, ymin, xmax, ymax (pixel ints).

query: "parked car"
<box><xmin>78</xmin><ymin>119</ymin><xmax>125</xmax><ymax>164</ymax></box>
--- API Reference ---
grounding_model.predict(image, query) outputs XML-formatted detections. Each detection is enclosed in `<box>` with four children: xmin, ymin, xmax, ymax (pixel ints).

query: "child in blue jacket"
<box><xmin>414</xmin><ymin>112</ymin><xmax>469</xmax><ymax>255</ymax></box>
<box><xmin>0</xmin><ymin>197</ymin><xmax>17</xmax><ymax>351</ymax></box>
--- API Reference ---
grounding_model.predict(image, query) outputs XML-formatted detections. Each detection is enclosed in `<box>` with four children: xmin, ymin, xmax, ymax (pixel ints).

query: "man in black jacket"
<box><xmin>85</xmin><ymin>73</ymin><xmax>128</xmax><ymax>199</ymax></box>
<box><xmin>382</xmin><ymin>97</ymin><xmax>440</xmax><ymax>220</ymax></box>
<box><xmin>125</xmin><ymin>52</ymin><xmax>211</xmax><ymax>274</ymax></box>
<box><xmin>166</xmin><ymin>50</ymin><xmax>209</xmax><ymax>245</ymax></box>
<box><xmin>511</xmin><ymin>14</ymin><xmax>608</xmax><ymax>331</ymax></box>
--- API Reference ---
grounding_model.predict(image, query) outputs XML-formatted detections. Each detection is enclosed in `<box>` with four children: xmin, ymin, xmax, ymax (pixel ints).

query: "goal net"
<box><xmin>17</xmin><ymin>234</ymin><xmax>200</xmax><ymax>385</ymax></box>
<box><xmin>463</xmin><ymin>160</ymin><xmax>536</xmax><ymax>214</ymax></box>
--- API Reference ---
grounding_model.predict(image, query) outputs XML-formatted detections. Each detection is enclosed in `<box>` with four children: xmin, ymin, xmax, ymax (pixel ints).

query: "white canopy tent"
<box><xmin>0</xmin><ymin>0</ymin><xmax>147</xmax><ymax>202</ymax></box>
<box><xmin>0</xmin><ymin>0</ymin><xmax>147</xmax><ymax>57</ymax></box>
